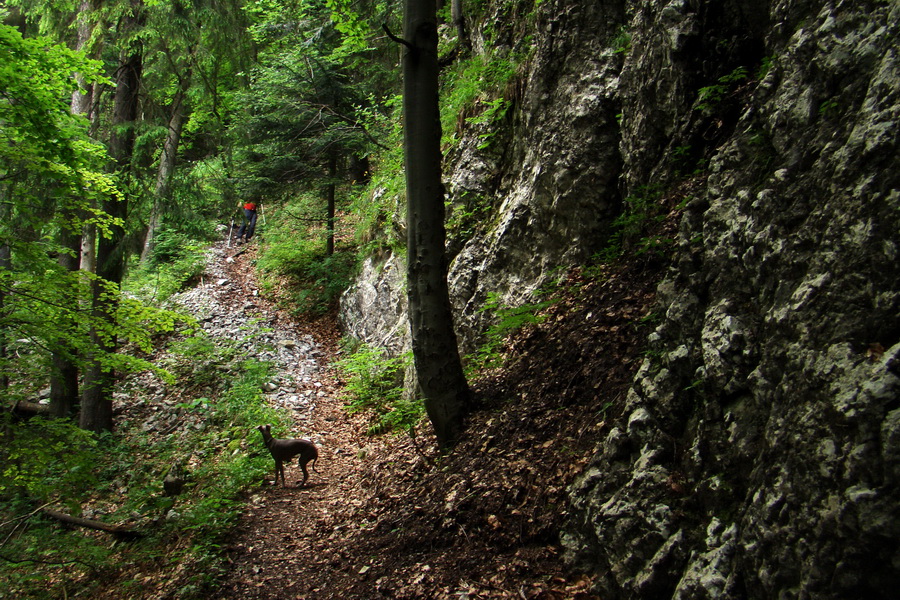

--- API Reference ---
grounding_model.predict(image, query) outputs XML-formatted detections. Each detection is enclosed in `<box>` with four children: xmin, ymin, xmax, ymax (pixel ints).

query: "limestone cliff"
<box><xmin>340</xmin><ymin>0</ymin><xmax>899</xmax><ymax>596</ymax></box>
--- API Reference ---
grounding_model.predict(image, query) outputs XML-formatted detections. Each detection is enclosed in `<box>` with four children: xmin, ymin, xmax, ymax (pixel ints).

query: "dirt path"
<box><xmin>204</xmin><ymin>240</ymin><xmax>389</xmax><ymax>599</ymax></box>
<box><xmin>195</xmin><ymin>237</ymin><xmax>658</xmax><ymax>600</ymax></box>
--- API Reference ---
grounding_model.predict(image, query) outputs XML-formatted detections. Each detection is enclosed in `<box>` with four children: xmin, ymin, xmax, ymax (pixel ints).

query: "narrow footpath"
<box><xmin>176</xmin><ymin>235</ymin><xmax>651</xmax><ymax>600</ymax></box>
<box><xmin>181</xmin><ymin>240</ymin><xmax>389</xmax><ymax>599</ymax></box>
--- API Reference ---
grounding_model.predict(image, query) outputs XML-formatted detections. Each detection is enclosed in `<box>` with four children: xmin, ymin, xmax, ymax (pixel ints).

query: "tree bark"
<box><xmin>49</xmin><ymin>227</ymin><xmax>81</xmax><ymax>418</ymax></box>
<box><xmin>51</xmin><ymin>0</ymin><xmax>97</xmax><ymax>418</ymax></box>
<box><xmin>141</xmin><ymin>70</ymin><xmax>190</xmax><ymax>264</ymax></box>
<box><xmin>326</xmin><ymin>154</ymin><xmax>336</xmax><ymax>257</ymax></box>
<box><xmin>80</xmin><ymin>38</ymin><xmax>142</xmax><ymax>433</ymax></box>
<box><xmin>0</xmin><ymin>244</ymin><xmax>10</xmax><ymax>396</ymax></box>
<box><xmin>451</xmin><ymin>0</ymin><xmax>468</xmax><ymax>47</ymax></box>
<box><xmin>402</xmin><ymin>0</ymin><xmax>469</xmax><ymax>448</ymax></box>
<box><xmin>42</xmin><ymin>508</ymin><xmax>141</xmax><ymax>539</ymax></box>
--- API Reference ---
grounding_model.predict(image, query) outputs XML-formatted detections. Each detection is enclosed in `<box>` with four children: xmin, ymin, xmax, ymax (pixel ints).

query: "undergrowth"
<box><xmin>125</xmin><ymin>228</ymin><xmax>208</xmax><ymax>304</ymax></box>
<box><xmin>0</xmin><ymin>331</ymin><xmax>290</xmax><ymax>600</ymax></box>
<box><xmin>467</xmin><ymin>292</ymin><xmax>554</xmax><ymax>375</ymax></box>
<box><xmin>335</xmin><ymin>340</ymin><xmax>423</xmax><ymax>436</ymax></box>
<box><xmin>256</xmin><ymin>193</ymin><xmax>358</xmax><ymax>315</ymax></box>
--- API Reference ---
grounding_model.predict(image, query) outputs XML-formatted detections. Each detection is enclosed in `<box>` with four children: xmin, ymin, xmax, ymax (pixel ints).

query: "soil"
<box><xmin>207</xmin><ymin>238</ymin><xmax>665</xmax><ymax>600</ymax></box>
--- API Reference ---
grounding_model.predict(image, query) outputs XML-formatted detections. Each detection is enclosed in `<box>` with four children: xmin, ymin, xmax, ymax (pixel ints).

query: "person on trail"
<box><xmin>235</xmin><ymin>201</ymin><xmax>258</xmax><ymax>244</ymax></box>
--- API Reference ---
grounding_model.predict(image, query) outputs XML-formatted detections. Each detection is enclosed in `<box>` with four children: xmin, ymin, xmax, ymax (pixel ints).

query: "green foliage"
<box><xmin>351</xmin><ymin>95</ymin><xmax>406</xmax><ymax>249</ymax></box>
<box><xmin>126</xmin><ymin>231</ymin><xmax>208</xmax><ymax>303</ymax></box>
<box><xmin>593</xmin><ymin>182</ymin><xmax>690</xmax><ymax>267</ymax></box>
<box><xmin>336</xmin><ymin>341</ymin><xmax>423</xmax><ymax>435</ymax></box>
<box><xmin>466</xmin><ymin>97</ymin><xmax>512</xmax><ymax>149</ymax></box>
<box><xmin>0</xmin><ymin>330</ymin><xmax>285</xmax><ymax>599</ymax></box>
<box><xmin>818</xmin><ymin>98</ymin><xmax>839</xmax><ymax>117</ymax></box>
<box><xmin>446</xmin><ymin>191</ymin><xmax>492</xmax><ymax>242</ymax></box>
<box><xmin>600</xmin><ymin>184</ymin><xmax>666</xmax><ymax>260</ymax></box>
<box><xmin>756</xmin><ymin>56</ymin><xmax>775</xmax><ymax>80</ymax></box>
<box><xmin>256</xmin><ymin>203</ymin><xmax>358</xmax><ymax>315</ymax></box>
<box><xmin>441</xmin><ymin>51</ymin><xmax>520</xmax><ymax>148</ymax></box>
<box><xmin>0</xmin><ymin>417</ymin><xmax>101</xmax><ymax>507</ymax></box>
<box><xmin>467</xmin><ymin>292</ymin><xmax>553</xmax><ymax>374</ymax></box>
<box><xmin>611</xmin><ymin>25</ymin><xmax>632</xmax><ymax>55</ymax></box>
<box><xmin>695</xmin><ymin>66</ymin><xmax>749</xmax><ymax>113</ymax></box>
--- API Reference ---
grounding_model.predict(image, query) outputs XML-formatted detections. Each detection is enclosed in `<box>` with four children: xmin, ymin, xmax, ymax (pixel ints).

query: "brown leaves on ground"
<box><xmin>213</xmin><ymin>246</ymin><xmax>662</xmax><ymax>600</ymax></box>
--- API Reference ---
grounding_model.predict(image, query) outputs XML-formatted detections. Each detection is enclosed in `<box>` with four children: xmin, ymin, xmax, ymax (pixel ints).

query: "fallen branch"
<box><xmin>10</xmin><ymin>400</ymin><xmax>50</xmax><ymax>418</ymax></box>
<box><xmin>41</xmin><ymin>508</ymin><xmax>142</xmax><ymax>540</ymax></box>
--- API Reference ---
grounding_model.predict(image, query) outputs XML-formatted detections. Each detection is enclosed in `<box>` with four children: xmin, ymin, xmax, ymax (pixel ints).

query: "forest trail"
<box><xmin>189</xmin><ymin>236</ymin><xmax>658</xmax><ymax>600</ymax></box>
<box><xmin>188</xmin><ymin>239</ymin><xmax>385</xmax><ymax>599</ymax></box>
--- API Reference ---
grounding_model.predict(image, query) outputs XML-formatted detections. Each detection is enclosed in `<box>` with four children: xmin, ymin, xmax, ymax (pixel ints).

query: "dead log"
<box><xmin>10</xmin><ymin>400</ymin><xmax>51</xmax><ymax>419</ymax></box>
<box><xmin>41</xmin><ymin>508</ymin><xmax>142</xmax><ymax>539</ymax></box>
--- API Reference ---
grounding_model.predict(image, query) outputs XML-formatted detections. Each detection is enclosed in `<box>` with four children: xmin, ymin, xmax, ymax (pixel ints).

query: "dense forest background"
<box><xmin>0</xmin><ymin>0</ymin><xmax>426</xmax><ymax>596</ymax></box>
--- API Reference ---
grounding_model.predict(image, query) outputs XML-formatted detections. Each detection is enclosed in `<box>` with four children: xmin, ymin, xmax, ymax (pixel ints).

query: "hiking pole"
<box><xmin>260</xmin><ymin>202</ymin><xmax>266</xmax><ymax>225</ymax></box>
<box><xmin>227</xmin><ymin>214</ymin><xmax>235</xmax><ymax>248</ymax></box>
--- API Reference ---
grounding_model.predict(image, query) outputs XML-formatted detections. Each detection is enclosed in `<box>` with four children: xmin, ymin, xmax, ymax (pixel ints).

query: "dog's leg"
<box><xmin>275</xmin><ymin>459</ymin><xmax>285</xmax><ymax>486</ymax></box>
<box><xmin>299</xmin><ymin>460</ymin><xmax>309</xmax><ymax>487</ymax></box>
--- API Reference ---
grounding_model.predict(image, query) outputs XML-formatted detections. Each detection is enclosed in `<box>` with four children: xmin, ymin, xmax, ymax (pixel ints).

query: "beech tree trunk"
<box><xmin>402</xmin><ymin>0</ymin><xmax>469</xmax><ymax>448</ymax></box>
<box><xmin>49</xmin><ymin>227</ymin><xmax>81</xmax><ymax>418</ymax></box>
<box><xmin>0</xmin><ymin>244</ymin><xmax>10</xmax><ymax>396</ymax></box>
<box><xmin>80</xmin><ymin>42</ymin><xmax>142</xmax><ymax>433</ymax></box>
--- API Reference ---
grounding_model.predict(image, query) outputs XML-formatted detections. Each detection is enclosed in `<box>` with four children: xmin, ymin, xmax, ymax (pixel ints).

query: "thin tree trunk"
<box><xmin>326</xmin><ymin>154</ymin><xmax>336</xmax><ymax>257</ymax></box>
<box><xmin>451</xmin><ymin>0</ymin><xmax>467</xmax><ymax>46</ymax></box>
<box><xmin>141</xmin><ymin>67</ymin><xmax>190</xmax><ymax>263</ymax></box>
<box><xmin>402</xmin><ymin>0</ymin><xmax>469</xmax><ymax>448</ymax></box>
<box><xmin>51</xmin><ymin>0</ymin><xmax>97</xmax><ymax>418</ymax></box>
<box><xmin>80</xmin><ymin>40</ymin><xmax>142</xmax><ymax>433</ymax></box>
<box><xmin>0</xmin><ymin>244</ymin><xmax>10</xmax><ymax>395</ymax></box>
<box><xmin>81</xmin><ymin>224</ymin><xmax>96</xmax><ymax>273</ymax></box>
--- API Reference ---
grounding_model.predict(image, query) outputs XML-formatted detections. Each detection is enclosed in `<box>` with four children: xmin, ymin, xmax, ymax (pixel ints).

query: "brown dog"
<box><xmin>257</xmin><ymin>424</ymin><xmax>318</xmax><ymax>487</ymax></box>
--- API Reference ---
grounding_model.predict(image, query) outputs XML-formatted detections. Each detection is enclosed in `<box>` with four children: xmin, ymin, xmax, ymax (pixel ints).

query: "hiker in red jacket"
<box><xmin>235</xmin><ymin>201</ymin><xmax>258</xmax><ymax>244</ymax></box>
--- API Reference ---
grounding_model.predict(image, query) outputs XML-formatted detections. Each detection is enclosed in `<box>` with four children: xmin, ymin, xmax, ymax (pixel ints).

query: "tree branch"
<box><xmin>41</xmin><ymin>508</ymin><xmax>142</xmax><ymax>540</ymax></box>
<box><xmin>382</xmin><ymin>23</ymin><xmax>413</xmax><ymax>51</ymax></box>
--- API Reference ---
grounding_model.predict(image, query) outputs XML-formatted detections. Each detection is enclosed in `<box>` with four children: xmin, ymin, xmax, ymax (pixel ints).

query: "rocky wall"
<box><xmin>339</xmin><ymin>0</ymin><xmax>899</xmax><ymax>594</ymax></box>
<box><xmin>562</xmin><ymin>1</ymin><xmax>900</xmax><ymax>597</ymax></box>
<box><xmin>341</xmin><ymin>0</ymin><xmax>629</xmax><ymax>356</ymax></box>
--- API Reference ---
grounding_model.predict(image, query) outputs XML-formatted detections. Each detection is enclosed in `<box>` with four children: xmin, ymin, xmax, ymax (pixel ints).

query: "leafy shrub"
<box><xmin>0</xmin><ymin>416</ymin><xmax>101</xmax><ymax>507</ymax></box>
<box><xmin>695</xmin><ymin>66</ymin><xmax>750</xmax><ymax>113</ymax></box>
<box><xmin>0</xmin><ymin>330</ymin><xmax>288</xmax><ymax>599</ymax></box>
<box><xmin>441</xmin><ymin>51</ymin><xmax>520</xmax><ymax>147</ymax></box>
<box><xmin>336</xmin><ymin>341</ymin><xmax>422</xmax><ymax>435</ymax></box>
<box><xmin>599</xmin><ymin>184</ymin><xmax>666</xmax><ymax>260</ymax></box>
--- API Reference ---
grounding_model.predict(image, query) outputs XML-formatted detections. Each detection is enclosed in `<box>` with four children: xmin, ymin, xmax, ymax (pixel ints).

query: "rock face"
<box><xmin>561</xmin><ymin>1</ymin><xmax>900</xmax><ymax>598</ymax></box>
<box><xmin>340</xmin><ymin>0</ymin><xmax>900</xmax><ymax>596</ymax></box>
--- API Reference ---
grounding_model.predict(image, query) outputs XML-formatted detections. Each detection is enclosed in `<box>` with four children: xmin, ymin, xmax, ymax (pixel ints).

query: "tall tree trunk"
<box><xmin>80</xmin><ymin>41</ymin><xmax>142</xmax><ymax>433</ymax></box>
<box><xmin>326</xmin><ymin>154</ymin><xmax>336</xmax><ymax>257</ymax></box>
<box><xmin>49</xmin><ymin>227</ymin><xmax>81</xmax><ymax>418</ymax></box>
<box><xmin>402</xmin><ymin>0</ymin><xmax>469</xmax><ymax>448</ymax></box>
<box><xmin>81</xmin><ymin>223</ymin><xmax>96</xmax><ymax>273</ymax></box>
<box><xmin>51</xmin><ymin>0</ymin><xmax>98</xmax><ymax>418</ymax></box>
<box><xmin>451</xmin><ymin>0</ymin><xmax>468</xmax><ymax>47</ymax></box>
<box><xmin>0</xmin><ymin>244</ymin><xmax>10</xmax><ymax>396</ymax></box>
<box><xmin>141</xmin><ymin>70</ymin><xmax>190</xmax><ymax>263</ymax></box>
